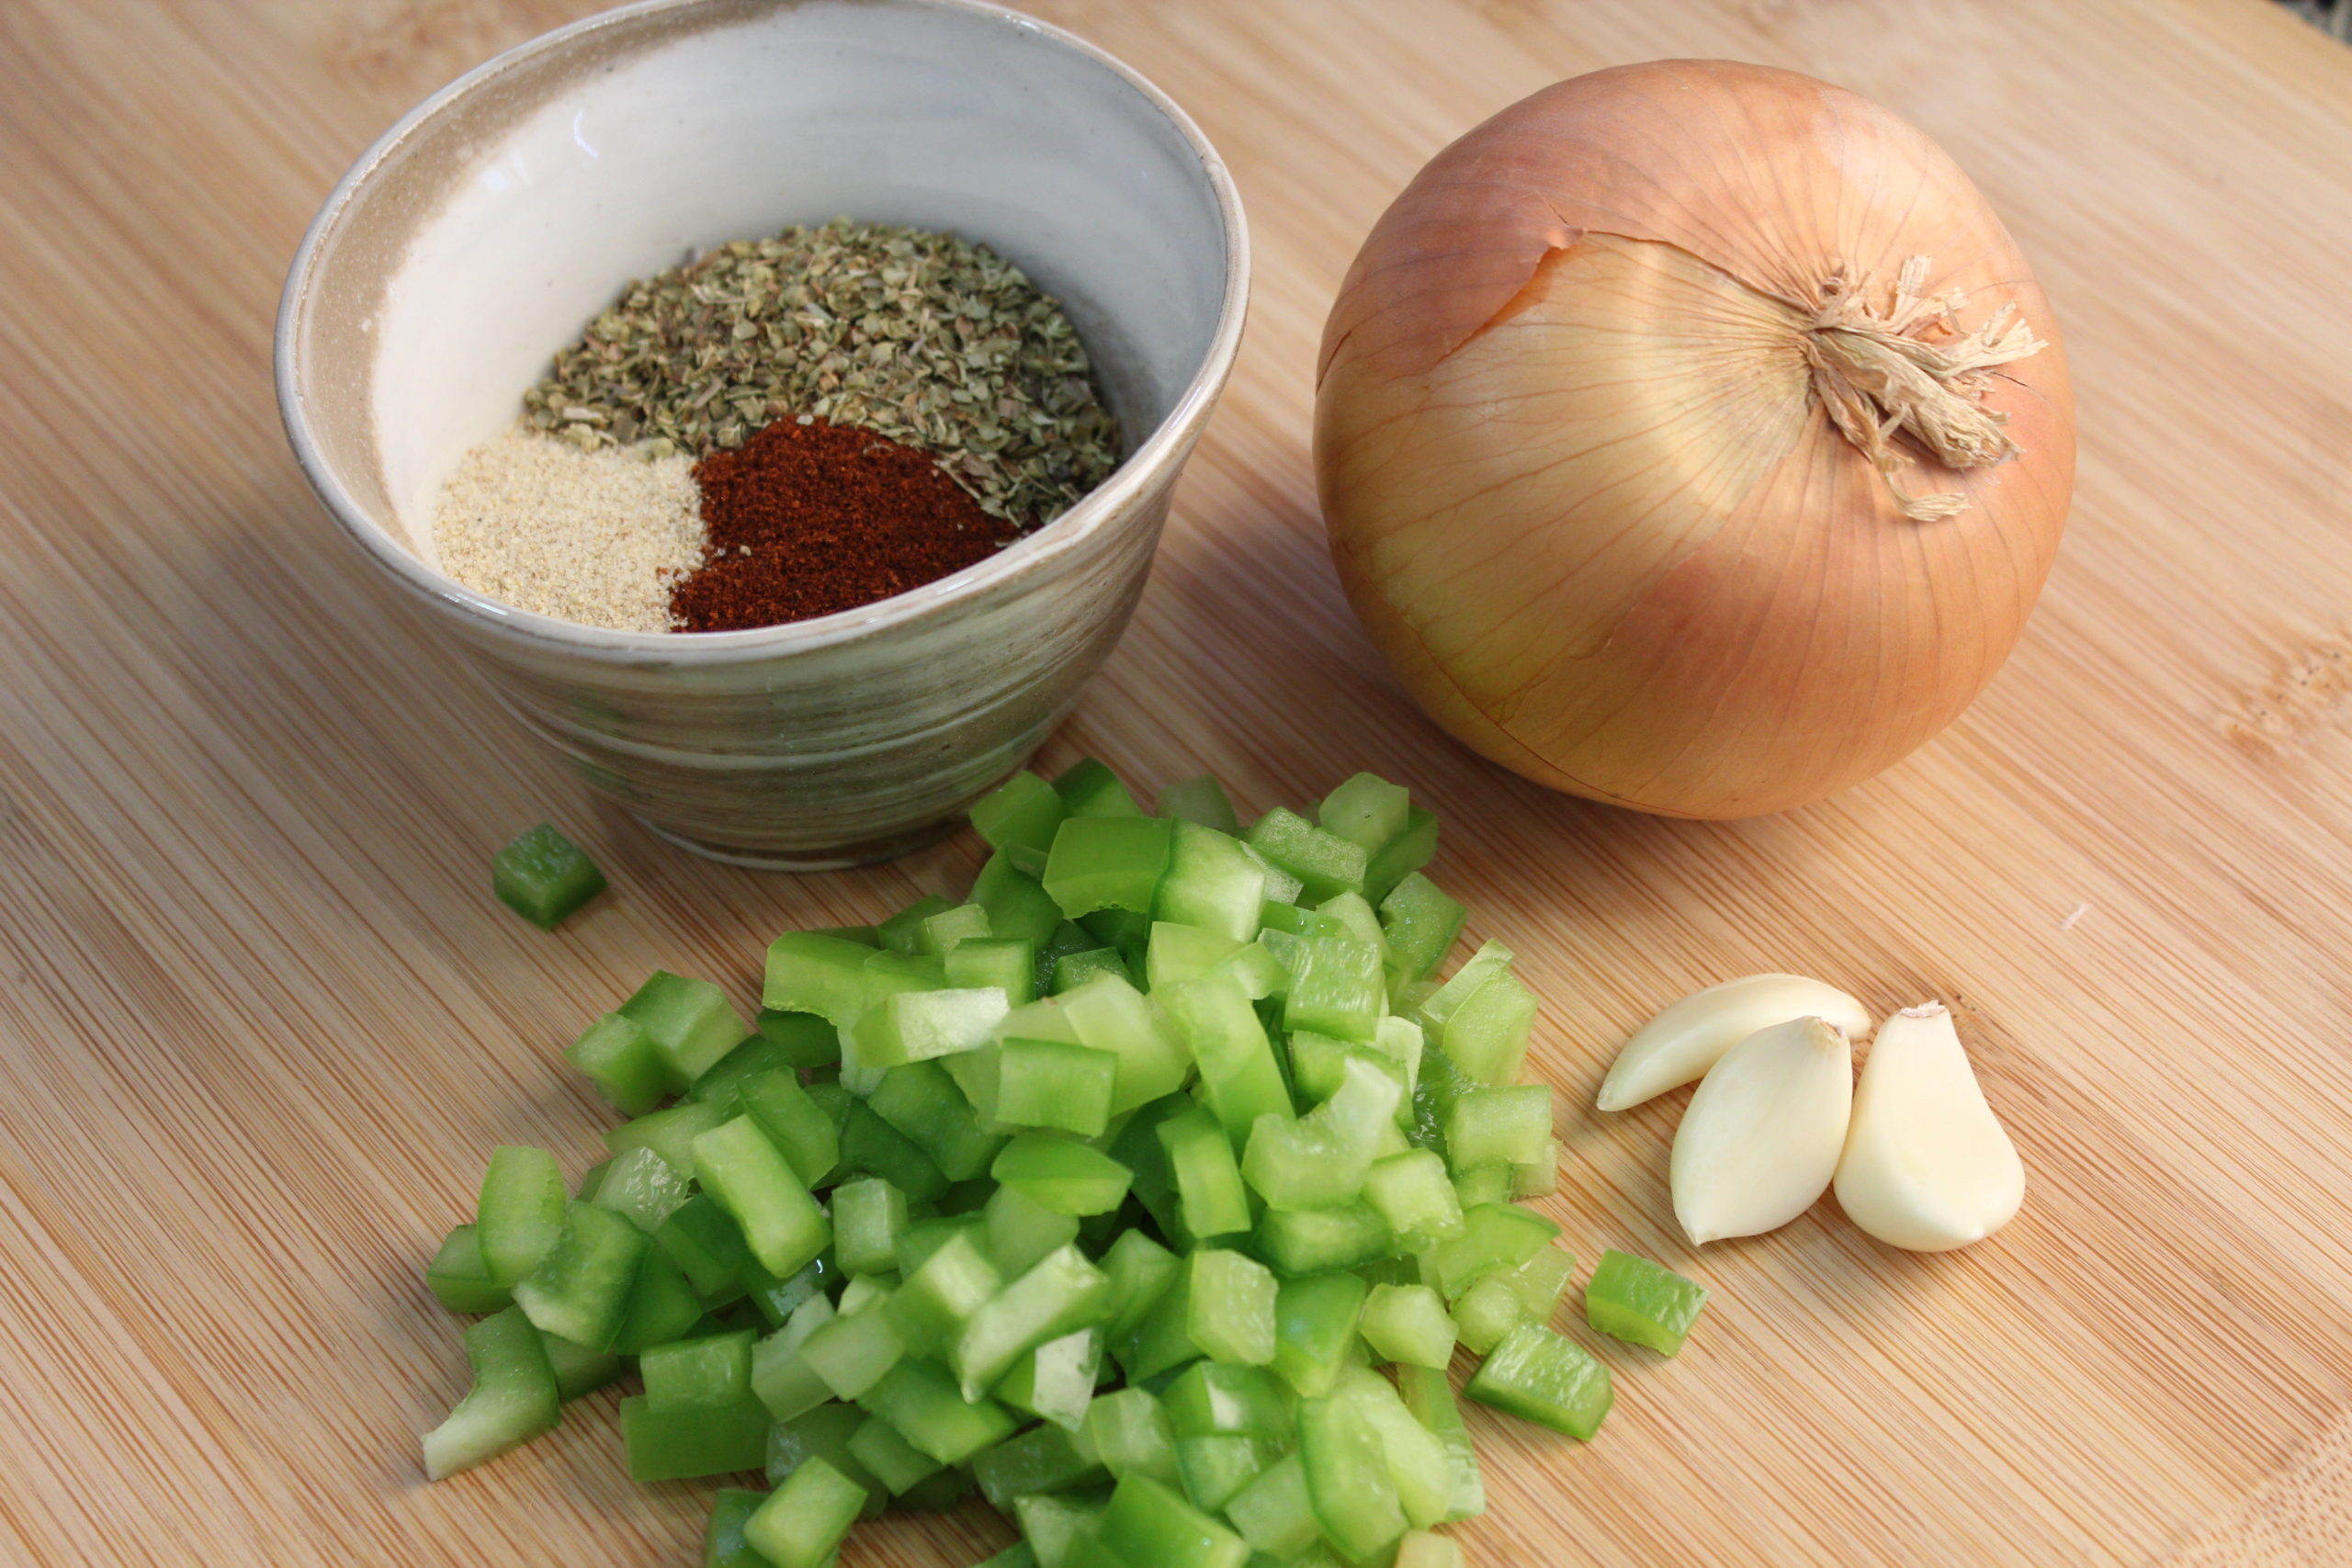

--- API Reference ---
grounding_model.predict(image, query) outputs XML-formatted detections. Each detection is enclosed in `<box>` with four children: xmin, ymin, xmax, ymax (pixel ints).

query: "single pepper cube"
<box><xmin>1465</xmin><ymin>1323</ymin><xmax>1613</xmax><ymax>1440</ymax></box>
<box><xmin>1246</xmin><ymin>807</ymin><xmax>1367</xmax><ymax>903</ymax></box>
<box><xmin>996</xmin><ymin>1038</ymin><xmax>1119</xmax><ymax>1137</ymax></box>
<box><xmin>991</xmin><ymin>1134</ymin><xmax>1134</xmax><ymax>1217</ymax></box>
<box><xmin>1095</xmin><ymin>1472</ymin><xmax>1249</xmax><ymax>1568</ymax></box>
<box><xmin>491</xmin><ymin>823</ymin><xmax>607</xmax><ymax>930</ymax></box>
<box><xmin>1044</xmin><ymin>814</ymin><xmax>1173</xmax><ymax>919</ymax></box>
<box><xmin>425</xmin><ymin>1224</ymin><xmax>512</xmax><ymax>1315</ymax></box>
<box><xmin>617</xmin><ymin>970</ymin><xmax>746</xmax><ymax>1089</ymax></box>
<box><xmin>511</xmin><ymin>1201</ymin><xmax>649</xmax><ymax>1352</ymax></box>
<box><xmin>1378</xmin><ymin>872</ymin><xmax>1466</xmax><ymax>988</ymax></box>
<box><xmin>1052</xmin><ymin>757</ymin><xmax>1146</xmax><ymax>818</ymax></box>
<box><xmin>563</xmin><ymin>1013</ymin><xmax>671</xmax><ymax>1116</ymax></box>
<box><xmin>1585</xmin><ymin>1248</ymin><xmax>1708</xmax><ymax>1355</ymax></box>
<box><xmin>744</xmin><ymin>1454</ymin><xmax>869</xmax><ymax>1568</ymax></box>
<box><xmin>702</xmin><ymin>1486</ymin><xmax>769</xmax><ymax>1568</ymax></box>
<box><xmin>1317</xmin><ymin>772</ymin><xmax>1412</xmax><ymax>853</ymax></box>
<box><xmin>972</xmin><ymin>770</ymin><xmax>1069</xmax><ymax>876</ymax></box>
<box><xmin>972</xmin><ymin>852</ymin><xmax>1068</xmax><ymax>945</ymax></box>
<box><xmin>420</xmin><ymin>1304</ymin><xmax>560</xmax><ymax>1480</ymax></box>
<box><xmin>1363</xmin><ymin>806</ymin><xmax>1440</xmax><ymax>903</ymax></box>
<box><xmin>876</xmin><ymin>895</ymin><xmax>957</xmax><ymax>956</ymax></box>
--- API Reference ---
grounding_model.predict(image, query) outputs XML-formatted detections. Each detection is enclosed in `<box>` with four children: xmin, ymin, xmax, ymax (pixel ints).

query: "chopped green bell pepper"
<box><xmin>744</xmin><ymin>1454</ymin><xmax>869</xmax><ymax>1568</ymax></box>
<box><xmin>491</xmin><ymin>823</ymin><xmax>606</xmax><ymax>930</ymax></box>
<box><xmin>974</xmin><ymin>771</ymin><xmax>1069</xmax><ymax>876</ymax></box>
<box><xmin>564</xmin><ymin>1013</ymin><xmax>672</xmax><ymax>1115</ymax></box>
<box><xmin>1359</xmin><ymin>1283</ymin><xmax>1455</xmax><ymax>1370</ymax></box>
<box><xmin>425</xmin><ymin>1224</ymin><xmax>511</xmax><ymax>1314</ymax></box>
<box><xmin>476</xmin><ymin>1145</ymin><xmax>568</xmax><ymax>1289</ymax></box>
<box><xmin>1464</xmin><ymin>1323</ymin><xmax>1612</xmax><ymax>1439</ymax></box>
<box><xmin>1585</xmin><ymin>1249</ymin><xmax>1707</xmax><ymax>1356</ymax></box>
<box><xmin>1054</xmin><ymin>758</ymin><xmax>1146</xmax><ymax>818</ymax></box>
<box><xmin>421</xmin><ymin>1304</ymin><xmax>560</xmax><ymax>1480</ymax></box>
<box><xmin>1045</xmin><ymin>815</ymin><xmax>1172</xmax><ymax>919</ymax></box>
<box><xmin>693</xmin><ymin>1114</ymin><xmax>831</xmax><ymax>1280</ymax></box>
<box><xmin>512</xmin><ymin>1200</ymin><xmax>648</xmax><ymax>1350</ymax></box>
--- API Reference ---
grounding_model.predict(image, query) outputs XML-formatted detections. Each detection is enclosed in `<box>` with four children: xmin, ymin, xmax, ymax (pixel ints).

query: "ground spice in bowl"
<box><xmin>429</xmin><ymin>219</ymin><xmax>1118</xmax><ymax>634</ymax></box>
<box><xmin>673</xmin><ymin>417</ymin><xmax>1020</xmax><ymax>630</ymax></box>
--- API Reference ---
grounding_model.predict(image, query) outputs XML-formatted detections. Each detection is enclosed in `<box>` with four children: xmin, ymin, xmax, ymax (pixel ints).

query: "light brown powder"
<box><xmin>432</xmin><ymin>423</ymin><xmax>705</xmax><ymax>632</ymax></box>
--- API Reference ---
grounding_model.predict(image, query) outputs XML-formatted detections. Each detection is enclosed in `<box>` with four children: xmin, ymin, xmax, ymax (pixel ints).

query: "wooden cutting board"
<box><xmin>5</xmin><ymin>1</ymin><xmax>2350</xmax><ymax>1562</ymax></box>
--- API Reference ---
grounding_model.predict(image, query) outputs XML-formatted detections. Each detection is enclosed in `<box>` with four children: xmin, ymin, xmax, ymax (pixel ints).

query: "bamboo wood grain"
<box><xmin>4</xmin><ymin>0</ymin><xmax>2350</xmax><ymax>1562</ymax></box>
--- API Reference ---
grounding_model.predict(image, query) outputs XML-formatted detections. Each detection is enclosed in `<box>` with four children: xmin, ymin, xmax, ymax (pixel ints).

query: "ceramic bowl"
<box><xmin>277</xmin><ymin>0</ymin><xmax>1247</xmax><ymax>867</ymax></box>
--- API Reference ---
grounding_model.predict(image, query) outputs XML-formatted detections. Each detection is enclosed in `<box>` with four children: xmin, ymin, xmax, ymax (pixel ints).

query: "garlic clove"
<box><xmin>1833</xmin><ymin>1003</ymin><xmax>2025</xmax><ymax>1252</ymax></box>
<box><xmin>1599</xmin><ymin>974</ymin><xmax>1872</xmax><ymax>1111</ymax></box>
<box><xmin>1670</xmin><ymin>1016</ymin><xmax>1854</xmax><ymax>1246</ymax></box>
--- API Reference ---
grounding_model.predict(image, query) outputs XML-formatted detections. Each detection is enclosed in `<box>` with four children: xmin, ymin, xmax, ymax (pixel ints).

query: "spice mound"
<box><xmin>676</xmin><ymin>418</ymin><xmax>1020</xmax><ymax>632</ymax></box>
<box><xmin>429</xmin><ymin>219</ymin><xmax>1119</xmax><ymax>633</ymax></box>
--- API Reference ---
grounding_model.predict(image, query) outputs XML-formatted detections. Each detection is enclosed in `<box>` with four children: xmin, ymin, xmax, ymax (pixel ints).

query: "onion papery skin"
<box><xmin>1315</xmin><ymin>60</ymin><xmax>2074</xmax><ymax>818</ymax></box>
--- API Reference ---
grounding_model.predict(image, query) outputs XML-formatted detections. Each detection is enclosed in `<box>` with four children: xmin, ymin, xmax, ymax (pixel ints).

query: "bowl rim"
<box><xmin>274</xmin><ymin>0</ymin><xmax>1250</xmax><ymax>667</ymax></box>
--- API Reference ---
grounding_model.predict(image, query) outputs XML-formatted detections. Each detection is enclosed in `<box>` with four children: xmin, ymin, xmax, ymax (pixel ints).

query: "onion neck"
<box><xmin>1799</xmin><ymin>256</ymin><xmax>2048</xmax><ymax>522</ymax></box>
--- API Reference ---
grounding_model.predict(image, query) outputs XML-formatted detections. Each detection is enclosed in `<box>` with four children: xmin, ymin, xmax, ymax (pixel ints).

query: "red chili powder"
<box><xmin>671</xmin><ymin>418</ymin><xmax>1023</xmax><ymax>631</ymax></box>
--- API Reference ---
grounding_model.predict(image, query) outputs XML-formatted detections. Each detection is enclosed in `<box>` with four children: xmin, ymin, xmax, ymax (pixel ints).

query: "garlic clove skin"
<box><xmin>1670</xmin><ymin>1016</ymin><xmax>1854</xmax><ymax>1246</ymax></box>
<box><xmin>1599</xmin><ymin>974</ymin><xmax>1871</xmax><ymax>1111</ymax></box>
<box><xmin>1834</xmin><ymin>1003</ymin><xmax>2025</xmax><ymax>1252</ymax></box>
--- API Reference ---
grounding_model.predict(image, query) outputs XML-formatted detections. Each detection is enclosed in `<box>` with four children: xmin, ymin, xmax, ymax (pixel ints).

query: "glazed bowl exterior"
<box><xmin>277</xmin><ymin>0</ymin><xmax>1248</xmax><ymax>866</ymax></box>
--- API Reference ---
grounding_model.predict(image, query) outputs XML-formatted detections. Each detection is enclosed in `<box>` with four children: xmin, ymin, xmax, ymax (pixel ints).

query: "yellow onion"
<box><xmin>1316</xmin><ymin>60</ymin><xmax>2074</xmax><ymax>818</ymax></box>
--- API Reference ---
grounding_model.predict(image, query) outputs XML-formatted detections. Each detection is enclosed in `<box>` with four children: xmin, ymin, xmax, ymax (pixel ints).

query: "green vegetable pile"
<box><xmin>426</xmin><ymin>761</ymin><xmax>1707</xmax><ymax>1568</ymax></box>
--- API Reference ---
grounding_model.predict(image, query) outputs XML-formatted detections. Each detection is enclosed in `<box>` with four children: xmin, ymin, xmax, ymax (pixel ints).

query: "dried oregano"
<box><xmin>522</xmin><ymin>219</ymin><xmax>1120</xmax><ymax>527</ymax></box>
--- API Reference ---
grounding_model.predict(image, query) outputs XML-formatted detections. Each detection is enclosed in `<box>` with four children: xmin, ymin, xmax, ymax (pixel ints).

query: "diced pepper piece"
<box><xmin>1101</xmin><ymin>1228</ymin><xmax>1182</xmax><ymax>1340</ymax></box>
<box><xmin>1253</xmin><ymin>1202</ymin><xmax>1392</xmax><ymax>1280</ymax></box>
<box><xmin>750</xmin><ymin>1294</ymin><xmax>837</xmax><ymax>1421</ymax></box>
<box><xmin>1060</xmin><ymin>973</ymin><xmax>1192</xmax><ymax>1113</ymax></box>
<box><xmin>993</xmin><ymin>1134</ymin><xmax>1135</xmax><ymax>1216</ymax></box>
<box><xmin>1054</xmin><ymin>758</ymin><xmax>1146</xmax><ymax>818</ymax></box>
<box><xmin>1246</xmin><ymin>808</ymin><xmax>1366</xmax><ymax>903</ymax></box>
<box><xmin>896</xmin><ymin>1213</ymin><xmax>986</xmax><ymax>1274</ymax></box>
<box><xmin>857</xmin><ymin>1357</ymin><xmax>1018</xmax><ymax>1465</ymax></box>
<box><xmin>1055</xmin><ymin>947</ymin><xmax>1134</xmax><ymax>994</ymax></box>
<box><xmin>1359</xmin><ymin>1284</ymin><xmax>1456</xmax><ymax>1370</ymax></box>
<box><xmin>656</xmin><ymin>1194</ymin><xmax>752</xmax><ymax>1302</ymax></box>
<box><xmin>1465</xmin><ymin>1323</ymin><xmax>1612</xmax><ymax>1439</ymax></box>
<box><xmin>1437</xmin><ymin>969</ymin><xmax>1538</xmax><ymax>1086</ymax></box>
<box><xmin>1585</xmin><ymin>1249</ymin><xmax>1708</xmax><ymax>1355</ymax></box>
<box><xmin>1015</xmin><ymin>1493</ymin><xmax>1110</xmax><ymax>1568</ymax></box>
<box><xmin>1262</xmin><ymin>931</ymin><xmax>1385</xmax><ymax>1043</ymax></box>
<box><xmin>1162</xmin><ymin>1361</ymin><xmax>1291</xmax><ymax>1439</ymax></box>
<box><xmin>849</xmin><ymin>1413</ymin><xmax>945</xmax><ymax>1495</ymax></box>
<box><xmin>1395</xmin><ymin>1364</ymin><xmax>1485</xmax><ymax>1522</ymax></box>
<box><xmin>1287</xmin><ymin>1032</ymin><xmax>1405</xmax><ymax>1111</ymax></box>
<box><xmin>1159</xmin><ymin>1106</ymin><xmax>1253</xmax><ymax>1240</ymax></box>
<box><xmin>1270</xmin><ymin>1271</ymin><xmax>1365</xmax><ymax>1399</ymax></box>
<box><xmin>564</xmin><ymin>1013</ymin><xmax>672</xmax><ymax>1115</ymax></box>
<box><xmin>947</xmin><ymin>937</ymin><xmax>1039</xmax><ymax>1006</ymax></box>
<box><xmin>854</xmin><ymin>986</ymin><xmax>1012</xmax><ymax>1069</ymax></box>
<box><xmin>608</xmin><ymin>1244</ymin><xmax>707</xmax><ymax>1355</ymax></box>
<box><xmin>691</xmin><ymin>1035</ymin><xmax>792</xmax><ymax>1119</ymax></box>
<box><xmin>693</xmin><ymin>1115</ymin><xmax>831</xmax><ymax>1280</ymax></box>
<box><xmin>1159</xmin><ymin>974</ymin><xmax>1290</xmax><ymax>1150</ymax></box>
<box><xmin>1493</xmin><ymin>1245</ymin><xmax>1576</xmax><ymax>1323</ymax></box>
<box><xmin>589</xmin><ymin>1144</ymin><xmax>695</xmax><ymax>1235</ymax></box>
<box><xmin>1297</xmin><ymin>1393</ymin><xmax>1407</xmax><ymax>1564</ymax></box>
<box><xmin>1425</xmin><ymin>1203</ymin><xmax>1559</xmax><ymax>1302</ymax></box>
<box><xmin>1405</xmin><ymin>1041</ymin><xmax>1472</xmax><ymax>1159</ymax></box>
<box><xmin>868</xmin><ymin>1061</ymin><xmax>1003</xmax><ymax>1181</ymax></box>
<box><xmin>476</xmin><ymin>1145</ymin><xmax>568</xmax><ymax>1288</ymax></box>
<box><xmin>956</xmin><ymin>1243</ymin><xmax>1112</xmax><ymax>1400</ymax></box>
<box><xmin>1097</xmin><ymin>1472</ymin><xmax>1250</xmax><ymax>1568</ymax></box>
<box><xmin>1156</xmin><ymin>774</ymin><xmax>1241</xmax><ymax>835</ymax></box>
<box><xmin>492</xmin><ymin>824</ymin><xmax>607</xmax><ymax>930</ymax></box>
<box><xmin>831</xmin><ymin>1178</ymin><xmax>908</xmax><ymax>1277</ymax></box>
<box><xmin>426</xmin><ymin>1224</ymin><xmax>511</xmax><ymax>1314</ymax></box>
<box><xmin>1395</xmin><ymin>1529</ymin><xmax>1464</xmax><ymax>1568</ymax></box>
<box><xmin>887</xmin><ymin>1229</ymin><xmax>1002</xmax><ymax>1352</ymax></box>
<box><xmin>618</xmin><ymin>971</ymin><xmax>746</xmax><ymax>1089</ymax></box>
<box><xmin>1443</xmin><ymin>1085</ymin><xmax>1553</xmax><ymax>1172</ymax></box>
<box><xmin>1045</xmin><ymin>816</ymin><xmax>1172</xmax><ymax>919</ymax></box>
<box><xmin>1333</xmin><ymin>1368</ymin><xmax>1451</xmax><ymax>1529</ymax></box>
<box><xmin>986</xmin><ymin>1182</ymin><xmax>1084</xmax><ymax>1279</ymax></box>
<box><xmin>763</xmin><ymin>931</ymin><xmax>882</xmax><ymax>1029</ymax></box>
<box><xmin>1416</xmin><ymin>942</ymin><xmax>1512</xmax><ymax>1032</ymax></box>
<box><xmin>755</xmin><ymin>1007</ymin><xmax>845</xmax><ymax>1066</ymax></box>
<box><xmin>1177</xmin><ymin>1433</ymin><xmax>1281</xmax><ymax>1512</ymax></box>
<box><xmin>1227</xmin><ymin>1450</ymin><xmax>1319</xmax><ymax>1557</ymax></box>
<box><xmin>1007</xmin><ymin>1325</ymin><xmax>1103</xmax><ymax>1432</ymax></box>
<box><xmin>740</xmin><ymin>1256</ymin><xmax>832</xmax><ymax>1331</ymax></box>
<box><xmin>733</xmin><ymin>1070</ymin><xmax>839</xmax><ymax>1190</ymax></box>
<box><xmin>975</xmin><ymin>852</ymin><xmax>1069</xmax><ymax>945</ymax></box>
<box><xmin>1377</xmin><ymin>874</ymin><xmax>1465</xmax><ymax>990</ymax></box>
<box><xmin>1153</xmin><ymin>820</ymin><xmax>1267</xmax><ymax>944</ymax></box>
<box><xmin>1317</xmin><ymin>773</ymin><xmax>1411</xmax><ymax>853</ymax></box>
<box><xmin>1362</xmin><ymin>1150</ymin><xmax>1464</xmax><ymax>1254</ymax></box>
<box><xmin>421</xmin><ymin>1305</ymin><xmax>560</xmax><ymax>1480</ymax></box>
<box><xmin>1450</xmin><ymin>1164</ymin><xmax>1513</xmax><ymax>1211</ymax></box>
<box><xmin>1145</xmin><ymin>920</ymin><xmax>1245</xmax><ymax>991</ymax></box>
<box><xmin>877</xmin><ymin>896</ymin><xmax>958</xmax><ymax>957</ymax></box>
<box><xmin>744</xmin><ymin>1455</ymin><xmax>868</xmax><ymax>1568</ymax></box>
<box><xmin>824</xmin><ymin>1103</ymin><xmax>941</xmax><ymax>1204</ymax></box>
<box><xmin>975</xmin><ymin>772</ymin><xmax>1069</xmax><ymax>876</ymax></box>
<box><xmin>1086</xmin><ymin>1386</ymin><xmax>1182</xmax><ymax>1487</ymax></box>
<box><xmin>1451</xmin><ymin>1276</ymin><xmax>1529</xmax><ymax>1356</ymax></box>
<box><xmin>1510</xmin><ymin>1139</ymin><xmax>1560</xmax><ymax>1200</ymax></box>
<box><xmin>702</xmin><ymin>1485</ymin><xmax>769</xmax><ymax>1568</ymax></box>
<box><xmin>512</xmin><ymin>1201</ymin><xmax>648</xmax><ymax>1351</ymax></box>
<box><xmin>974</xmin><ymin>1417</ymin><xmax>1106</xmax><ymax>1508</ymax></box>
<box><xmin>605</xmin><ymin>1100</ymin><xmax>728</xmax><ymax>1179</ymax></box>
<box><xmin>621</xmin><ymin>1388</ymin><xmax>771</xmax><ymax>1481</ymax></box>
<box><xmin>1243</xmin><ymin>1113</ymin><xmax>1368</xmax><ymax>1213</ymax></box>
<box><xmin>997</xmin><ymin>1038</ymin><xmax>1120</xmax><ymax>1137</ymax></box>
<box><xmin>1313</xmin><ymin>892</ymin><xmax>1390</xmax><ymax>966</ymax></box>
<box><xmin>1362</xmin><ymin>807</ymin><xmax>1438</xmax><ymax>904</ymax></box>
<box><xmin>800</xmin><ymin>1297</ymin><xmax>906</xmax><ymax>1401</ymax></box>
<box><xmin>1188</xmin><ymin>1248</ymin><xmax>1278</xmax><ymax>1366</ymax></box>
<box><xmin>915</xmin><ymin>901</ymin><xmax>993</xmax><ymax>958</ymax></box>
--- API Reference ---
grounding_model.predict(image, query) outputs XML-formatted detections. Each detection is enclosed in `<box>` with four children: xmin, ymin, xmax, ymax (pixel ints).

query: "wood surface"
<box><xmin>4</xmin><ymin>1</ymin><xmax>2351</xmax><ymax>1563</ymax></box>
